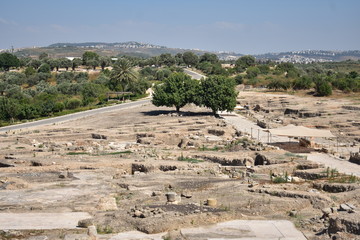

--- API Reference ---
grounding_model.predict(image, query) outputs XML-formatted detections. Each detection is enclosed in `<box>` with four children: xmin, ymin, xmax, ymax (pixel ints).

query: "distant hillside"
<box><xmin>255</xmin><ymin>50</ymin><xmax>360</xmax><ymax>63</ymax></box>
<box><xmin>13</xmin><ymin>41</ymin><xmax>210</xmax><ymax>59</ymax></box>
<box><xmin>48</xmin><ymin>41</ymin><xmax>166</xmax><ymax>49</ymax></box>
<box><xmin>9</xmin><ymin>41</ymin><xmax>360</xmax><ymax>63</ymax></box>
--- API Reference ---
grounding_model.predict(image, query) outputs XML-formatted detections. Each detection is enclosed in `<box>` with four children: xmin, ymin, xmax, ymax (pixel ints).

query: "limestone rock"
<box><xmin>96</xmin><ymin>197</ymin><xmax>118</xmax><ymax>211</ymax></box>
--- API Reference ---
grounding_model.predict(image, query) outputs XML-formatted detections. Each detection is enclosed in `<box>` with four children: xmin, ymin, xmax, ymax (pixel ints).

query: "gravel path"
<box><xmin>221</xmin><ymin>112</ymin><xmax>289</xmax><ymax>143</ymax></box>
<box><xmin>306</xmin><ymin>153</ymin><xmax>360</xmax><ymax>177</ymax></box>
<box><xmin>221</xmin><ymin>112</ymin><xmax>360</xmax><ymax>177</ymax></box>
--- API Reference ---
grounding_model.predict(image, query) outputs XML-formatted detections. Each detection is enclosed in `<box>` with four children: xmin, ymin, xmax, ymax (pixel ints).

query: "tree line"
<box><xmin>0</xmin><ymin>49</ymin><xmax>359</xmax><ymax>125</ymax></box>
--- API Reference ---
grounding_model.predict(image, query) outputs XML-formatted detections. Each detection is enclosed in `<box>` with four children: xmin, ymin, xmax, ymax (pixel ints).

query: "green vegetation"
<box><xmin>152</xmin><ymin>73</ymin><xmax>237</xmax><ymax>116</ymax></box>
<box><xmin>0</xmin><ymin>50</ymin><xmax>359</xmax><ymax>126</ymax></box>
<box><xmin>152</xmin><ymin>72</ymin><xmax>201</xmax><ymax>112</ymax></box>
<box><xmin>178</xmin><ymin>154</ymin><xmax>203</xmax><ymax>163</ymax></box>
<box><xmin>66</xmin><ymin>152</ymin><xmax>89</xmax><ymax>155</ymax></box>
<box><xmin>98</xmin><ymin>150</ymin><xmax>132</xmax><ymax>155</ymax></box>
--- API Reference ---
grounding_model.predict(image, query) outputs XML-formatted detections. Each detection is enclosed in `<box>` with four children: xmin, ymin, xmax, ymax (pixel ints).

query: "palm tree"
<box><xmin>110</xmin><ymin>59</ymin><xmax>137</xmax><ymax>91</ymax></box>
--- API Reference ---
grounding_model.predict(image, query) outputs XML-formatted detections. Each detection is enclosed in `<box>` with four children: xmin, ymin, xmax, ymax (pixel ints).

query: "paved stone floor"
<box><xmin>110</xmin><ymin>220</ymin><xmax>306</xmax><ymax>240</ymax></box>
<box><xmin>0</xmin><ymin>212</ymin><xmax>91</xmax><ymax>230</ymax></box>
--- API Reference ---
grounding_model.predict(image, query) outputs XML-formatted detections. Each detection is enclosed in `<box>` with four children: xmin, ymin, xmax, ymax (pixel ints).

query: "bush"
<box><xmin>293</xmin><ymin>76</ymin><xmax>313</xmax><ymax>90</ymax></box>
<box><xmin>65</xmin><ymin>98</ymin><xmax>82</xmax><ymax>109</ymax></box>
<box><xmin>316</xmin><ymin>82</ymin><xmax>332</xmax><ymax>96</ymax></box>
<box><xmin>56</xmin><ymin>72</ymin><xmax>74</xmax><ymax>84</ymax></box>
<box><xmin>234</xmin><ymin>75</ymin><xmax>243</xmax><ymax>84</ymax></box>
<box><xmin>38</xmin><ymin>63</ymin><xmax>51</xmax><ymax>73</ymax></box>
<box><xmin>54</xmin><ymin>102</ymin><xmax>65</xmax><ymax>112</ymax></box>
<box><xmin>24</xmin><ymin>67</ymin><xmax>36</xmax><ymax>77</ymax></box>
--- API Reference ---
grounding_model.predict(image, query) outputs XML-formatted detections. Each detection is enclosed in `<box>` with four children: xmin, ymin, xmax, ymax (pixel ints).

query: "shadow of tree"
<box><xmin>141</xmin><ymin>110</ymin><xmax>214</xmax><ymax>117</ymax></box>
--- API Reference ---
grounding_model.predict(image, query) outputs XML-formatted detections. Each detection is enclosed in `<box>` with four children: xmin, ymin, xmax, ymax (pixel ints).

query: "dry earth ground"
<box><xmin>0</xmin><ymin>91</ymin><xmax>359</xmax><ymax>240</ymax></box>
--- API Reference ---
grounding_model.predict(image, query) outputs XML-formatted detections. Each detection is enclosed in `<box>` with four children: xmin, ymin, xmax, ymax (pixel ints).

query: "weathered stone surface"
<box><xmin>159</xmin><ymin>165</ymin><xmax>177</xmax><ymax>172</ymax></box>
<box><xmin>349</xmin><ymin>152</ymin><xmax>360</xmax><ymax>165</ymax></box>
<box><xmin>208</xmin><ymin>129</ymin><xmax>225</xmax><ymax>136</ymax></box>
<box><xmin>78</xmin><ymin>218</ymin><xmax>94</xmax><ymax>228</ymax></box>
<box><xmin>313</xmin><ymin>182</ymin><xmax>358</xmax><ymax>193</ymax></box>
<box><xmin>328</xmin><ymin>212</ymin><xmax>360</xmax><ymax>235</ymax></box>
<box><xmin>131</xmin><ymin>163</ymin><xmax>155</xmax><ymax>174</ymax></box>
<box><xmin>91</xmin><ymin>133</ymin><xmax>107</xmax><ymax>140</ymax></box>
<box><xmin>293</xmin><ymin>169</ymin><xmax>328</xmax><ymax>180</ymax></box>
<box><xmin>96</xmin><ymin>197</ymin><xmax>118</xmax><ymax>211</ymax></box>
<box><xmin>197</xmin><ymin>155</ymin><xmax>249</xmax><ymax>166</ymax></box>
<box><xmin>284</xmin><ymin>108</ymin><xmax>299</xmax><ymax>115</ymax></box>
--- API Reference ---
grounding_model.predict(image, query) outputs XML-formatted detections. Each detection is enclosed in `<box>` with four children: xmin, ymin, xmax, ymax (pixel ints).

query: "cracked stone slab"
<box><xmin>0</xmin><ymin>212</ymin><xmax>91</xmax><ymax>230</ymax></box>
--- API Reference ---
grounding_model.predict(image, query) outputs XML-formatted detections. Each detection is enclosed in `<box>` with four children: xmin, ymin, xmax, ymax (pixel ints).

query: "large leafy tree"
<box><xmin>159</xmin><ymin>53</ymin><xmax>175</xmax><ymax>67</ymax></box>
<box><xmin>152</xmin><ymin>72</ymin><xmax>199</xmax><ymax>112</ymax></box>
<box><xmin>235</xmin><ymin>55</ymin><xmax>256</xmax><ymax>73</ymax></box>
<box><xmin>0</xmin><ymin>53</ymin><xmax>20</xmax><ymax>71</ymax></box>
<box><xmin>199</xmin><ymin>53</ymin><xmax>219</xmax><ymax>64</ymax></box>
<box><xmin>110</xmin><ymin>59</ymin><xmax>137</xmax><ymax>91</ymax></box>
<box><xmin>71</xmin><ymin>58</ymin><xmax>82</xmax><ymax>71</ymax></box>
<box><xmin>82</xmin><ymin>51</ymin><xmax>99</xmax><ymax>69</ymax></box>
<box><xmin>99</xmin><ymin>56</ymin><xmax>111</xmax><ymax>71</ymax></box>
<box><xmin>200</xmin><ymin>75</ymin><xmax>237</xmax><ymax>116</ymax></box>
<box><xmin>182</xmin><ymin>51</ymin><xmax>199</xmax><ymax>67</ymax></box>
<box><xmin>60</xmin><ymin>58</ymin><xmax>72</xmax><ymax>71</ymax></box>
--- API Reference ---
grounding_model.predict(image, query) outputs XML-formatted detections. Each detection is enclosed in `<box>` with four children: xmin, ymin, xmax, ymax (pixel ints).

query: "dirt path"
<box><xmin>222</xmin><ymin>112</ymin><xmax>360</xmax><ymax>176</ymax></box>
<box><xmin>306</xmin><ymin>153</ymin><xmax>360</xmax><ymax>177</ymax></box>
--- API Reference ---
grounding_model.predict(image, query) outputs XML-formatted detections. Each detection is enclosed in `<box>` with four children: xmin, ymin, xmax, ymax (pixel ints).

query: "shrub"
<box><xmin>65</xmin><ymin>98</ymin><xmax>82</xmax><ymax>109</ymax></box>
<box><xmin>317</xmin><ymin>82</ymin><xmax>332</xmax><ymax>96</ymax></box>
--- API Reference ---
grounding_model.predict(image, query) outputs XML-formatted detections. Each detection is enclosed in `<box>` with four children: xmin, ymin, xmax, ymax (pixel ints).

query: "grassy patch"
<box><xmin>329</xmin><ymin>174</ymin><xmax>360</xmax><ymax>183</ymax></box>
<box><xmin>96</xmin><ymin>225</ymin><xmax>113</xmax><ymax>234</ymax></box>
<box><xmin>98</xmin><ymin>150</ymin><xmax>132</xmax><ymax>155</ymax></box>
<box><xmin>66</xmin><ymin>152</ymin><xmax>89</xmax><ymax>155</ymax></box>
<box><xmin>198</xmin><ymin>145</ymin><xmax>222</xmax><ymax>151</ymax></box>
<box><xmin>284</xmin><ymin>152</ymin><xmax>307</xmax><ymax>159</ymax></box>
<box><xmin>178</xmin><ymin>154</ymin><xmax>203</xmax><ymax>163</ymax></box>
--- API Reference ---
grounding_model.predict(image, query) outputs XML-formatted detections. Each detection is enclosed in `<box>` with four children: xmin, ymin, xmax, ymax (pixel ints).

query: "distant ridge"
<box><xmin>255</xmin><ymin>50</ymin><xmax>360</xmax><ymax>63</ymax></box>
<box><xmin>48</xmin><ymin>41</ymin><xmax>166</xmax><ymax>49</ymax></box>
<box><xmin>9</xmin><ymin>41</ymin><xmax>360</xmax><ymax>62</ymax></box>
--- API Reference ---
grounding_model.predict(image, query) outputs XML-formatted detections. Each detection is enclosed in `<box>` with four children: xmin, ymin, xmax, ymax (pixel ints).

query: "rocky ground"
<box><xmin>0</xmin><ymin>90</ymin><xmax>359</xmax><ymax>240</ymax></box>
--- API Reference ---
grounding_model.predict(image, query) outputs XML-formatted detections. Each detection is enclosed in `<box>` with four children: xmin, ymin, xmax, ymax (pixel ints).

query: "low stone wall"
<box><xmin>349</xmin><ymin>152</ymin><xmax>360</xmax><ymax>165</ymax></box>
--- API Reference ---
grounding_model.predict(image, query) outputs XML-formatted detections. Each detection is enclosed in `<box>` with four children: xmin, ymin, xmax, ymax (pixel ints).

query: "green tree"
<box><xmin>0</xmin><ymin>53</ymin><xmax>20</xmax><ymax>71</ymax></box>
<box><xmin>152</xmin><ymin>72</ymin><xmax>199</xmax><ymax>112</ymax></box>
<box><xmin>293</xmin><ymin>76</ymin><xmax>313</xmax><ymax>90</ymax></box>
<box><xmin>182</xmin><ymin>51</ymin><xmax>199</xmax><ymax>67</ymax></box>
<box><xmin>72</xmin><ymin>58</ymin><xmax>82</xmax><ymax>71</ymax></box>
<box><xmin>199</xmin><ymin>53</ymin><xmax>219</xmax><ymax>64</ymax></box>
<box><xmin>81</xmin><ymin>83</ymin><xmax>108</xmax><ymax>105</ymax></box>
<box><xmin>28</xmin><ymin>59</ymin><xmax>42</xmax><ymax>70</ymax></box>
<box><xmin>313</xmin><ymin>75</ymin><xmax>332</xmax><ymax>96</ymax></box>
<box><xmin>38</xmin><ymin>63</ymin><xmax>51</xmax><ymax>73</ymax></box>
<box><xmin>200</xmin><ymin>76</ymin><xmax>237</xmax><ymax>116</ymax></box>
<box><xmin>246</xmin><ymin>66</ymin><xmax>260</xmax><ymax>79</ymax></box>
<box><xmin>99</xmin><ymin>56</ymin><xmax>111</xmax><ymax>71</ymax></box>
<box><xmin>0</xmin><ymin>97</ymin><xmax>19</xmax><ymax>121</ymax></box>
<box><xmin>175</xmin><ymin>53</ymin><xmax>184</xmax><ymax>65</ymax></box>
<box><xmin>24</xmin><ymin>67</ymin><xmax>36</xmax><ymax>77</ymax></box>
<box><xmin>258</xmin><ymin>64</ymin><xmax>270</xmax><ymax>74</ymax></box>
<box><xmin>235</xmin><ymin>55</ymin><xmax>255</xmax><ymax>72</ymax></box>
<box><xmin>110</xmin><ymin>59</ymin><xmax>137</xmax><ymax>91</ymax></box>
<box><xmin>159</xmin><ymin>53</ymin><xmax>175</xmax><ymax>67</ymax></box>
<box><xmin>60</xmin><ymin>58</ymin><xmax>72</xmax><ymax>71</ymax></box>
<box><xmin>39</xmin><ymin>52</ymin><xmax>49</xmax><ymax>60</ymax></box>
<box><xmin>82</xmin><ymin>51</ymin><xmax>99</xmax><ymax>65</ymax></box>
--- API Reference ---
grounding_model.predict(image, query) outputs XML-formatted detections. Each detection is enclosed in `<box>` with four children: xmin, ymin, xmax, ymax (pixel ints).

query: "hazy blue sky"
<box><xmin>1</xmin><ymin>0</ymin><xmax>359</xmax><ymax>54</ymax></box>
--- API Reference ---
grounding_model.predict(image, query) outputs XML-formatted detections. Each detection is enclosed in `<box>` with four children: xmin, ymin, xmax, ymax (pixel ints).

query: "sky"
<box><xmin>0</xmin><ymin>0</ymin><xmax>359</xmax><ymax>54</ymax></box>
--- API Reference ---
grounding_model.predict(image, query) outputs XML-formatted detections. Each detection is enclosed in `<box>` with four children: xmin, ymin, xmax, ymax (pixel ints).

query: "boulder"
<box><xmin>78</xmin><ymin>218</ymin><xmax>94</xmax><ymax>228</ymax></box>
<box><xmin>91</xmin><ymin>133</ymin><xmax>107</xmax><ymax>140</ymax></box>
<box><xmin>208</xmin><ymin>129</ymin><xmax>225</xmax><ymax>136</ymax></box>
<box><xmin>96</xmin><ymin>197</ymin><xmax>118</xmax><ymax>211</ymax></box>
